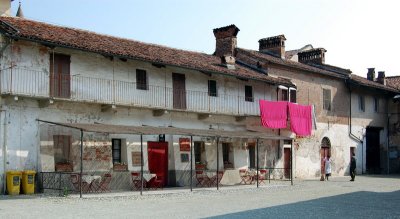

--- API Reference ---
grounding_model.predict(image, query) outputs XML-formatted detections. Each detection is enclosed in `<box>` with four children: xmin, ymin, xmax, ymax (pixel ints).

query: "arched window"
<box><xmin>321</xmin><ymin>137</ymin><xmax>331</xmax><ymax>148</ymax></box>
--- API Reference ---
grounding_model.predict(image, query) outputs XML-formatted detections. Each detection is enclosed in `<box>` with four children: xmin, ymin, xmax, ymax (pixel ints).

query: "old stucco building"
<box><xmin>0</xmin><ymin>1</ymin><xmax>399</xmax><ymax>193</ymax></box>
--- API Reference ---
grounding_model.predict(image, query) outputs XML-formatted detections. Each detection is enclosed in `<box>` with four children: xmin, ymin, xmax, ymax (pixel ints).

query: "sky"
<box><xmin>10</xmin><ymin>0</ymin><xmax>400</xmax><ymax>77</ymax></box>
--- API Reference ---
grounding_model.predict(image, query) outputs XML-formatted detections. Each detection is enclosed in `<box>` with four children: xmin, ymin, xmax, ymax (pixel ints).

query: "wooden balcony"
<box><xmin>0</xmin><ymin>67</ymin><xmax>261</xmax><ymax>116</ymax></box>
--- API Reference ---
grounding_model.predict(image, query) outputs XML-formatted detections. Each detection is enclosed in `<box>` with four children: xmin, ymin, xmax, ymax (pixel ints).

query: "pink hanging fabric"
<box><xmin>288</xmin><ymin>102</ymin><xmax>312</xmax><ymax>136</ymax></box>
<box><xmin>259</xmin><ymin>100</ymin><xmax>288</xmax><ymax>129</ymax></box>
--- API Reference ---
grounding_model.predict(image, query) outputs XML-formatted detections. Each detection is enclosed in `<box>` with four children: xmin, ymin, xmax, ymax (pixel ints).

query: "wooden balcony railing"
<box><xmin>0</xmin><ymin>68</ymin><xmax>261</xmax><ymax>116</ymax></box>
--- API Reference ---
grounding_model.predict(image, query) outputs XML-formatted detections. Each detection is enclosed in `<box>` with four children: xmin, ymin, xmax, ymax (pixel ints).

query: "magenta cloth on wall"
<box><xmin>288</xmin><ymin>102</ymin><xmax>312</xmax><ymax>136</ymax></box>
<box><xmin>259</xmin><ymin>100</ymin><xmax>288</xmax><ymax>129</ymax></box>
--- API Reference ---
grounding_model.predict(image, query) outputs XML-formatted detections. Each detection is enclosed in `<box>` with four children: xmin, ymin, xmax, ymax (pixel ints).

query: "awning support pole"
<box><xmin>256</xmin><ymin>138</ymin><xmax>259</xmax><ymax>188</ymax></box>
<box><xmin>140</xmin><ymin>134</ymin><xmax>144</xmax><ymax>195</ymax></box>
<box><xmin>190</xmin><ymin>135</ymin><xmax>193</xmax><ymax>192</ymax></box>
<box><xmin>79</xmin><ymin>129</ymin><xmax>83</xmax><ymax>198</ymax></box>
<box><xmin>291</xmin><ymin>140</ymin><xmax>293</xmax><ymax>186</ymax></box>
<box><xmin>216</xmin><ymin>137</ymin><xmax>220</xmax><ymax>190</ymax></box>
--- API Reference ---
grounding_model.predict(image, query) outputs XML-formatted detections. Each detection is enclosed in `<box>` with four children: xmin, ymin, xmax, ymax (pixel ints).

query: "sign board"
<box><xmin>179</xmin><ymin>138</ymin><xmax>191</xmax><ymax>151</ymax></box>
<box><xmin>131</xmin><ymin>152</ymin><xmax>142</xmax><ymax>166</ymax></box>
<box><xmin>180</xmin><ymin>153</ymin><xmax>189</xmax><ymax>163</ymax></box>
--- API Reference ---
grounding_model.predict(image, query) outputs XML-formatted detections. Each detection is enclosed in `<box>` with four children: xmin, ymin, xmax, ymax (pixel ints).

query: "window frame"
<box><xmin>208</xmin><ymin>80</ymin><xmax>218</xmax><ymax>97</ymax></box>
<box><xmin>359</xmin><ymin>95</ymin><xmax>365</xmax><ymax>112</ymax></box>
<box><xmin>136</xmin><ymin>69</ymin><xmax>148</xmax><ymax>90</ymax></box>
<box><xmin>245</xmin><ymin>85</ymin><xmax>254</xmax><ymax>102</ymax></box>
<box><xmin>373</xmin><ymin>97</ymin><xmax>379</xmax><ymax>113</ymax></box>
<box><xmin>112</xmin><ymin>139</ymin><xmax>122</xmax><ymax>164</ymax></box>
<box><xmin>323</xmin><ymin>89</ymin><xmax>331</xmax><ymax>111</ymax></box>
<box><xmin>289</xmin><ymin>88</ymin><xmax>297</xmax><ymax>103</ymax></box>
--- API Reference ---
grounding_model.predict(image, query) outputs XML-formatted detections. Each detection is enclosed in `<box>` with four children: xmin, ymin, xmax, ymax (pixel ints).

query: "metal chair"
<box><xmin>195</xmin><ymin>170</ymin><xmax>209</xmax><ymax>187</ymax></box>
<box><xmin>131</xmin><ymin>172</ymin><xmax>143</xmax><ymax>191</ymax></box>
<box><xmin>239</xmin><ymin>169</ymin><xmax>252</xmax><ymax>185</ymax></box>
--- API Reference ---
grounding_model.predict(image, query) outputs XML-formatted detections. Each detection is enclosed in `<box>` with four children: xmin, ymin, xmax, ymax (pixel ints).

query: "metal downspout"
<box><xmin>347</xmin><ymin>83</ymin><xmax>364</xmax><ymax>174</ymax></box>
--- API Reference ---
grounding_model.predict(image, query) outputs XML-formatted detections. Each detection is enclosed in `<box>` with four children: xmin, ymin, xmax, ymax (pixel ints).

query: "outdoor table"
<box><xmin>81</xmin><ymin>175</ymin><xmax>101</xmax><ymax>184</ymax></box>
<box><xmin>220</xmin><ymin>169</ymin><xmax>242</xmax><ymax>185</ymax></box>
<box><xmin>142</xmin><ymin>173</ymin><xmax>156</xmax><ymax>182</ymax></box>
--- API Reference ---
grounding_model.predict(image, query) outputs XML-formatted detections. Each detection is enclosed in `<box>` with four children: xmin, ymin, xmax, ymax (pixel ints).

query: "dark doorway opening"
<box><xmin>248</xmin><ymin>143</ymin><xmax>255</xmax><ymax>169</ymax></box>
<box><xmin>172</xmin><ymin>73</ymin><xmax>186</xmax><ymax>109</ymax></box>
<box><xmin>366</xmin><ymin>127</ymin><xmax>381</xmax><ymax>174</ymax></box>
<box><xmin>284</xmin><ymin>148</ymin><xmax>291</xmax><ymax>178</ymax></box>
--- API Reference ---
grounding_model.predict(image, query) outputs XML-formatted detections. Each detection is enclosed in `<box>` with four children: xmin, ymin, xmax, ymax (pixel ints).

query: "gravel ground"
<box><xmin>0</xmin><ymin>175</ymin><xmax>399</xmax><ymax>219</ymax></box>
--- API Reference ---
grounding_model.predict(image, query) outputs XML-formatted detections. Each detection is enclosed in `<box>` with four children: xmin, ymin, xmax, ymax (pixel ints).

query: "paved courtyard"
<box><xmin>0</xmin><ymin>175</ymin><xmax>399</xmax><ymax>218</ymax></box>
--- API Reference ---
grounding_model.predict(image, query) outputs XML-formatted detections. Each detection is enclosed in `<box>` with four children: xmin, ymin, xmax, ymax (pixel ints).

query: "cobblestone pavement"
<box><xmin>0</xmin><ymin>175</ymin><xmax>399</xmax><ymax>219</ymax></box>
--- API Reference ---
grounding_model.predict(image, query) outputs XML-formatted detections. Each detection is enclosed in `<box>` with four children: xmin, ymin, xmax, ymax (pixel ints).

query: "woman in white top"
<box><xmin>325</xmin><ymin>156</ymin><xmax>332</xmax><ymax>180</ymax></box>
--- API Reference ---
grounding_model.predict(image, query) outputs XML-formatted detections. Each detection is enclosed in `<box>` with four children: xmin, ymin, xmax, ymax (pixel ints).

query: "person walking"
<box><xmin>325</xmin><ymin>155</ymin><xmax>332</xmax><ymax>181</ymax></box>
<box><xmin>350</xmin><ymin>152</ymin><xmax>357</xmax><ymax>181</ymax></box>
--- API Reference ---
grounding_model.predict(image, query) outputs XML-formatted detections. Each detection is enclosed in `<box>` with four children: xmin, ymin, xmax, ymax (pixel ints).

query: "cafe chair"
<box><xmin>196</xmin><ymin>170</ymin><xmax>209</xmax><ymax>187</ymax></box>
<box><xmin>209</xmin><ymin>171</ymin><xmax>224</xmax><ymax>187</ymax></box>
<box><xmin>95</xmin><ymin>173</ymin><xmax>112</xmax><ymax>192</ymax></box>
<box><xmin>70</xmin><ymin>174</ymin><xmax>91</xmax><ymax>193</ymax></box>
<box><xmin>148</xmin><ymin>175</ymin><xmax>163</xmax><ymax>190</ymax></box>
<box><xmin>131</xmin><ymin>172</ymin><xmax>143</xmax><ymax>191</ymax></box>
<box><xmin>239</xmin><ymin>169</ymin><xmax>252</xmax><ymax>185</ymax></box>
<box><xmin>256</xmin><ymin>169</ymin><xmax>267</xmax><ymax>185</ymax></box>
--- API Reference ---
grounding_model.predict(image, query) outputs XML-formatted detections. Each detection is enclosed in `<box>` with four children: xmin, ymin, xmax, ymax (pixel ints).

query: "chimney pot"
<box><xmin>298</xmin><ymin>48</ymin><xmax>327</xmax><ymax>65</ymax></box>
<box><xmin>367</xmin><ymin>68</ymin><xmax>375</xmax><ymax>81</ymax></box>
<box><xmin>213</xmin><ymin>24</ymin><xmax>240</xmax><ymax>57</ymax></box>
<box><xmin>377</xmin><ymin>71</ymin><xmax>386</xmax><ymax>85</ymax></box>
<box><xmin>258</xmin><ymin>35</ymin><xmax>286</xmax><ymax>59</ymax></box>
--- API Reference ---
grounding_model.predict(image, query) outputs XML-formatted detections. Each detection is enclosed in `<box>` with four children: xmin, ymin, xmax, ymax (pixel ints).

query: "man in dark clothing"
<box><xmin>350</xmin><ymin>152</ymin><xmax>356</xmax><ymax>181</ymax></box>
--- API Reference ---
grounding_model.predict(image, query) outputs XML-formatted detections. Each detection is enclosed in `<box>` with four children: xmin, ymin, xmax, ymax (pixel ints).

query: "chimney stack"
<box><xmin>258</xmin><ymin>35</ymin><xmax>286</xmax><ymax>59</ymax></box>
<box><xmin>377</xmin><ymin>71</ymin><xmax>386</xmax><ymax>85</ymax></box>
<box><xmin>298</xmin><ymin>48</ymin><xmax>327</xmax><ymax>65</ymax></box>
<box><xmin>213</xmin><ymin>24</ymin><xmax>240</xmax><ymax>57</ymax></box>
<box><xmin>367</xmin><ymin>68</ymin><xmax>375</xmax><ymax>81</ymax></box>
<box><xmin>0</xmin><ymin>0</ymin><xmax>12</xmax><ymax>17</ymax></box>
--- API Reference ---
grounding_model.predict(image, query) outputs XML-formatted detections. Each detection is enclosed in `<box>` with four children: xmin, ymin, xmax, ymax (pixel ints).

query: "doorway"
<box><xmin>366</xmin><ymin>127</ymin><xmax>381</xmax><ymax>173</ymax></box>
<box><xmin>320</xmin><ymin>137</ymin><xmax>331</xmax><ymax>176</ymax></box>
<box><xmin>147</xmin><ymin>142</ymin><xmax>168</xmax><ymax>186</ymax></box>
<box><xmin>284</xmin><ymin>148</ymin><xmax>291</xmax><ymax>178</ymax></box>
<box><xmin>248</xmin><ymin>143</ymin><xmax>255</xmax><ymax>169</ymax></box>
<box><xmin>50</xmin><ymin>53</ymin><xmax>71</xmax><ymax>98</ymax></box>
<box><xmin>172</xmin><ymin>73</ymin><xmax>186</xmax><ymax>109</ymax></box>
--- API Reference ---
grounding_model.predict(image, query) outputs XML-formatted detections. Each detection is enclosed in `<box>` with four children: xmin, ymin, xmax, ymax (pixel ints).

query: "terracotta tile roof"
<box><xmin>386</xmin><ymin>76</ymin><xmax>400</xmax><ymax>90</ymax></box>
<box><xmin>349</xmin><ymin>75</ymin><xmax>399</xmax><ymax>93</ymax></box>
<box><xmin>0</xmin><ymin>17</ymin><xmax>293</xmax><ymax>86</ymax></box>
<box><xmin>236</xmin><ymin>48</ymin><xmax>348</xmax><ymax>79</ymax></box>
<box><xmin>236</xmin><ymin>48</ymin><xmax>399</xmax><ymax>93</ymax></box>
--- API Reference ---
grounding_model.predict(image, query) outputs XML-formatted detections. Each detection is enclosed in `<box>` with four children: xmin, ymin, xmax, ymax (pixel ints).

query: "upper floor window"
<box><xmin>358</xmin><ymin>95</ymin><xmax>365</xmax><ymax>112</ymax></box>
<box><xmin>245</xmin><ymin>85</ymin><xmax>253</xmax><ymax>102</ymax></box>
<box><xmin>136</xmin><ymin>69</ymin><xmax>148</xmax><ymax>90</ymax></box>
<box><xmin>374</xmin><ymin>97</ymin><xmax>379</xmax><ymax>112</ymax></box>
<box><xmin>50</xmin><ymin>53</ymin><xmax>71</xmax><ymax>98</ymax></box>
<box><xmin>208</xmin><ymin>80</ymin><xmax>217</xmax><ymax>97</ymax></box>
<box><xmin>323</xmin><ymin>89</ymin><xmax>331</xmax><ymax>111</ymax></box>
<box><xmin>289</xmin><ymin>88</ymin><xmax>297</xmax><ymax>103</ymax></box>
<box><xmin>278</xmin><ymin>86</ymin><xmax>288</xmax><ymax>101</ymax></box>
<box><xmin>112</xmin><ymin>139</ymin><xmax>122</xmax><ymax>164</ymax></box>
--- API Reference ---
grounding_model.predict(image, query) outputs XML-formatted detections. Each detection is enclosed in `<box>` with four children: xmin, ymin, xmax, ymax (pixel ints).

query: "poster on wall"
<box><xmin>180</xmin><ymin>153</ymin><xmax>189</xmax><ymax>163</ymax></box>
<box><xmin>179</xmin><ymin>138</ymin><xmax>191</xmax><ymax>151</ymax></box>
<box><xmin>131</xmin><ymin>152</ymin><xmax>142</xmax><ymax>166</ymax></box>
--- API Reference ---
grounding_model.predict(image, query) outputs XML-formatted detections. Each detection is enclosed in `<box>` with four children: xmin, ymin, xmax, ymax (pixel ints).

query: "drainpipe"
<box><xmin>387</xmin><ymin>112</ymin><xmax>390</xmax><ymax>174</ymax></box>
<box><xmin>347</xmin><ymin>83</ymin><xmax>364</xmax><ymax>173</ymax></box>
<box><xmin>2</xmin><ymin>110</ymin><xmax>8</xmax><ymax>194</ymax></box>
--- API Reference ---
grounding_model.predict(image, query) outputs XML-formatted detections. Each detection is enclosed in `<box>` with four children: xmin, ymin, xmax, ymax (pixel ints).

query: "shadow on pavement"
<box><xmin>207</xmin><ymin>190</ymin><xmax>400</xmax><ymax>219</ymax></box>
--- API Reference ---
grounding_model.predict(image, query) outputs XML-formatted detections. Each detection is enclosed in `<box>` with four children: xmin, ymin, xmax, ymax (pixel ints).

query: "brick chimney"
<box><xmin>213</xmin><ymin>24</ymin><xmax>240</xmax><ymax>57</ymax></box>
<box><xmin>377</xmin><ymin>71</ymin><xmax>386</xmax><ymax>85</ymax></box>
<box><xmin>367</xmin><ymin>68</ymin><xmax>375</xmax><ymax>81</ymax></box>
<box><xmin>258</xmin><ymin>35</ymin><xmax>286</xmax><ymax>59</ymax></box>
<box><xmin>298</xmin><ymin>48</ymin><xmax>327</xmax><ymax>65</ymax></box>
<box><xmin>0</xmin><ymin>0</ymin><xmax>12</xmax><ymax>17</ymax></box>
